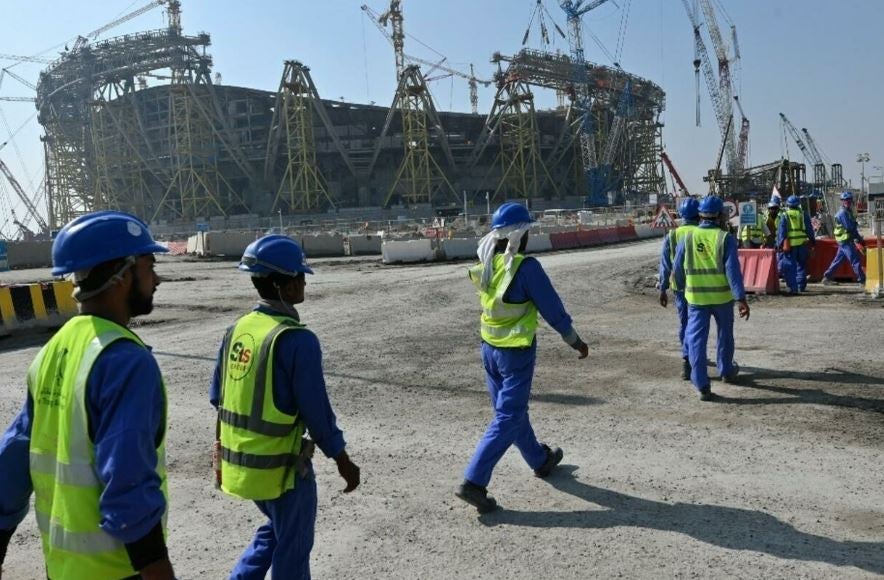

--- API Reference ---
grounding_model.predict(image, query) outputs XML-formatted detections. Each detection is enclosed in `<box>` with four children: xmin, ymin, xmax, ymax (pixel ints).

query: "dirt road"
<box><xmin>2</xmin><ymin>240</ymin><xmax>882</xmax><ymax>578</ymax></box>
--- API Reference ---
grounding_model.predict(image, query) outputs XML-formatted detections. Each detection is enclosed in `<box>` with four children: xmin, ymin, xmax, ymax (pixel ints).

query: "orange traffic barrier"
<box><xmin>738</xmin><ymin>249</ymin><xmax>779</xmax><ymax>294</ymax></box>
<box><xmin>549</xmin><ymin>231</ymin><xmax>580</xmax><ymax>250</ymax></box>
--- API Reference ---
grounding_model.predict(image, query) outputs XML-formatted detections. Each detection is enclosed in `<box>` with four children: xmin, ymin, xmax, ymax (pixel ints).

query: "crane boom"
<box><xmin>85</xmin><ymin>0</ymin><xmax>168</xmax><ymax>41</ymax></box>
<box><xmin>800</xmin><ymin>128</ymin><xmax>826</xmax><ymax>166</ymax></box>
<box><xmin>779</xmin><ymin>112</ymin><xmax>814</xmax><ymax>165</ymax></box>
<box><xmin>0</xmin><ymin>53</ymin><xmax>53</xmax><ymax>64</ymax></box>
<box><xmin>660</xmin><ymin>151</ymin><xmax>689</xmax><ymax>196</ymax></box>
<box><xmin>0</xmin><ymin>157</ymin><xmax>48</xmax><ymax>233</ymax></box>
<box><xmin>698</xmin><ymin>0</ymin><xmax>737</xmax><ymax>174</ymax></box>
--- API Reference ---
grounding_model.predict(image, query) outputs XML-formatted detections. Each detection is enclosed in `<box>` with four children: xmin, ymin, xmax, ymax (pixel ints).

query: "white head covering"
<box><xmin>476</xmin><ymin>222</ymin><xmax>532</xmax><ymax>290</ymax></box>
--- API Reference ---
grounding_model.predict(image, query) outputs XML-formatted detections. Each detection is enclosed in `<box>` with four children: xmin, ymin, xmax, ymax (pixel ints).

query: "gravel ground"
<box><xmin>1</xmin><ymin>240</ymin><xmax>882</xmax><ymax>579</ymax></box>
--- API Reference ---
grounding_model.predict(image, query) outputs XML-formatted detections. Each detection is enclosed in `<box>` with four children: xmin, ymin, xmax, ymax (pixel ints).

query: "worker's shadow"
<box><xmin>710</xmin><ymin>366</ymin><xmax>884</xmax><ymax>413</ymax></box>
<box><xmin>479</xmin><ymin>466</ymin><xmax>884</xmax><ymax>574</ymax></box>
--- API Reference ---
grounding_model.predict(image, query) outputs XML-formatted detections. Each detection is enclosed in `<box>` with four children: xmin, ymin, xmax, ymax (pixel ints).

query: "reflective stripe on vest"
<box><xmin>684</xmin><ymin>228</ymin><xmax>733</xmax><ymax>306</ymax></box>
<box><xmin>218</xmin><ymin>311</ymin><xmax>306</xmax><ymax>501</ymax></box>
<box><xmin>668</xmin><ymin>224</ymin><xmax>696</xmax><ymax>291</ymax></box>
<box><xmin>469</xmin><ymin>254</ymin><xmax>538</xmax><ymax>348</ymax></box>
<box><xmin>784</xmin><ymin>208</ymin><xmax>808</xmax><ymax>246</ymax></box>
<box><xmin>27</xmin><ymin>316</ymin><xmax>167</xmax><ymax>580</ymax></box>
<box><xmin>833</xmin><ymin>209</ymin><xmax>854</xmax><ymax>243</ymax></box>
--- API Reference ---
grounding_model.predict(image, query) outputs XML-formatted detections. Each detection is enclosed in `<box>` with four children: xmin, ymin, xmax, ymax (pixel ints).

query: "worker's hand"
<box><xmin>738</xmin><ymin>299</ymin><xmax>750</xmax><ymax>321</ymax></box>
<box><xmin>335</xmin><ymin>451</ymin><xmax>360</xmax><ymax>493</ymax></box>
<box><xmin>138</xmin><ymin>558</ymin><xmax>175</xmax><ymax>580</ymax></box>
<box><xmin>574</xmin><ymin>340</ymin><xmax>589</xmax><ymax>360</ymax></box>
<box><xmin>659</xmin><ymin>291</ymin><xmax>668</xmax><ymax>308</ymax></box>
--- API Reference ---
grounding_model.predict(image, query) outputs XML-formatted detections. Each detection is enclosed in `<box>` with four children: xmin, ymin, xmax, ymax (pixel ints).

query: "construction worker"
<box><xmin>739</xmin><ymin>204</ymin><xmax>765</xmax><ymax>249</ymax></box>
<box><xmin>210</xmin><ymin>235</ymin><xmax>360</xmax><ymax>579</ymax></box>
<box><xmin>823</xmin><ymin>191</ymin><xmax>867</xmax><ymax>285</ymax></box>
<box><xmin>777</xmin><ymin>194</ymin><xmax>816</xmax><ymax>294</ymax></box>
<box><xmin>762</xmin><ymin>198</ymin><xmax>782</xmax><ymax>248</ymax></box>
<box><xmin>456</xmin><ymin>202</ymin><xmax>589</xmax><ymax>513</ymax></box>
<box><xmin>0</xmin><ymin>211</ymin><xmax>175</xmax><ymax>579</ymax></box>
<box><xmin>673</xmin><ymin>196</ymin><xmax>750</xmax><ymax>401</ymax></box>
<box><xmin>658</xmin><ymin>197</ymin><xmax>700</xmax><ymax>380</ymax></box>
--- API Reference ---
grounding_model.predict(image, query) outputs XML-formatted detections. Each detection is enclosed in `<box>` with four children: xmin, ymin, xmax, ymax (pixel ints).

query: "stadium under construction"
<box><xmin>33</xmin><ymin>1</ymin><xmax>667</xmax><ymax>230</ymax></box>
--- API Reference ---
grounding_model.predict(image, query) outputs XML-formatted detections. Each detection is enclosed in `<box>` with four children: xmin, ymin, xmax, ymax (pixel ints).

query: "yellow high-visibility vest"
<box><xmin>468</xmin><ymin>254</ymin><xmax>538</xmax><ymax>348</ymax></box>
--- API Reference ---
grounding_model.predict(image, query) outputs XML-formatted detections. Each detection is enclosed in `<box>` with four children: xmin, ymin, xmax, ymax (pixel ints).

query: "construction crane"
<box><xmin>733</xmin><ymin>95</ymin><xmax>749</xmax><ymax>169</ymax></box>
<box><xmin>0</xmin><ymin>157</ymin><xmax>48</xmax><ymax>234</ymax></box>
<box><xmin>361</xmin><ymin>4</ymin><xmax>490</xmax><ymax>114</ymax></box>
<box><xmin>779</xmin><ymin>112</ymin><xmax>814</xmax><ymax>166</ymax></box>
<box><xmin>660</xmin><ymin>151</ymin><xmax>690</xmax><ymax>196</ymax></box>
<box><xmin>800</xmin><ymin>128</ymin><xmax>828</xmax><ymax>167</ymax></box>
<box><xmin>682</xmin><ymin>0</ymin><xmax>740</xmax><ymax>177</ymax></box>
<box><xmin>67</xmin><ymin>0</ymin><xmax>169</xmax><ymax>53</ymax></box>
<box><xmin>0</xmin><ymin>53</ymin><xmax>53</xmax><ymax>64</ymax></box>
<box><xmin>698</xmin><ymin>0</ymin><xmax>738</xmax><ymax>175</ymax></box>
<box><xmin>1</xmin><ymin>68</ymin><xmax>37</xmax><ymax>92</ymax></box>
<box><xmin>558</xmin><ymin>0</ymin><xmax>614</xmax><ymax>205</ymax></box>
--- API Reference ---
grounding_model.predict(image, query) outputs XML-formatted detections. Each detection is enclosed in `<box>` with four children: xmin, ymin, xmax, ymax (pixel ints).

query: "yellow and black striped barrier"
<box><xmin>0</xmin><ymin>280</ymin><xmax>78</xmax><ymax>337</ymax></box>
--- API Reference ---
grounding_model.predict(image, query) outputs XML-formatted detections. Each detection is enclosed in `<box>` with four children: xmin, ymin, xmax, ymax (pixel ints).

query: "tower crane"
<box><xmin>0</xmin><ymin>156</ymin><xmax>48</xmax><ymax>234</ymax></box>
<box><xmin>361</xmin><ymin>4</ymin><xmax>489</xmax><ymax>114</ymax></box>
<box><xmin>558</xmin><ymin>0</ymin><xmax>614</xmax><ymax>205</ymax></box>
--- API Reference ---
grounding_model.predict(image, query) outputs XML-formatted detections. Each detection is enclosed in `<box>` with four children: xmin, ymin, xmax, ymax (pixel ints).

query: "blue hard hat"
<box><xmin>679</xmin><ymin>198</ymin><xmax>700</xmax><ymax>220</ymax></box>
<box><xmin>840</xmin><ymin>191</ymin><xmax>853</xmax><ymax>201</ymax></box>
<box><xmin>491</xmin><ymin>202</ymin><xmax>534</xmax><ymax>230</ymax></box>
<box><xmin>786</xmin><ymin>195</ymin><xmax>800</xmax><ymax>208</ymax></box>
<box><xmin>51</xmin><ymin>211</ymin><xmax>168</xmax><ymax>277</ymax></box>
<box><xmin>239</xmin><ymin>235</ymin><xmax>313</xmax><ymax>277</ymax></box>
<box><xmin>698</xmin><ymin>196</ymin><xmax>723</xmax><ymax>217</ymax></box>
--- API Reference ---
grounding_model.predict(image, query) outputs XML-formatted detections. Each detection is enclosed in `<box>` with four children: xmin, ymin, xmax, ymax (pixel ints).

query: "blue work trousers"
<box><xmin>824</xmin><ymin>242</ymin><xmax>865</xmax><ymax>283</ymax></box>
<box><xmin>780</xmin><ymin>245</ymin><xmax>810</xmax><ymax>292</ymax></box>
<box><xmin>230</xmin><ymin>472</ymin><xmax>318</xmax><ymax>580</ymax></box>
<box><xmin>685</xmin><ymin>302</ymin><xmax>736</xmax><ymax>391</ymax></box>
<box><xmin>674</xmin><ymin>291</ymin><xmax>689</xmax><ymax>358</ymax></box>
<box><xmin>464</xmin><ymin>342</ymin><xmax>547</xmax><ymax>488</ymax></box>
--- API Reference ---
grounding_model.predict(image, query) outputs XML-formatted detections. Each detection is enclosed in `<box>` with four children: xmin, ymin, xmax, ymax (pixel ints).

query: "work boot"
<box><xmin>821</xmin><ymin>277</ymin><xmax>836</xmax><ymax>286</ymax></box>
<box><xmin>698</xmin><ymin>387</ymin><xmax>714</xmax><ymax>401</ymax></box>
<box><xmin>681</xmin><ymin>357</ymin><xmax>691</xmax><ymax>381</ymax></box>
<box><xmin>455</xmin><ymin>481</ymin><xmax>498</xmax><ymax>514</ymax></box>
<box><xmin>720</xmin><ymin>362</ymin><xmax>740</xmax><ymax>384</ymax></box>
<box><xmin>534</xmin><ymin>444</ymin><xmax>564</xmax><ymax>478</ymax></box>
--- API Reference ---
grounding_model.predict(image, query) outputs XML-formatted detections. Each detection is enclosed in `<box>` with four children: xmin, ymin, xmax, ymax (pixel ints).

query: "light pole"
<box><xmin>857</xmin><ymin>153</ymin><xmax>870</xmax><ymax>210</ymax></box>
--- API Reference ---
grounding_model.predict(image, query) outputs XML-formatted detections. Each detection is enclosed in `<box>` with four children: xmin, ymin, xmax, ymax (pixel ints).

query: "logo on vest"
<box><xmin>228</xmin><ymin>333</ymin><xmax>256</xmax><ymax>380</ymax></box>
<box><xmin>696</xmin><ymin>242</ymin><xmax>707</xmax><ymax>253</ymax></box>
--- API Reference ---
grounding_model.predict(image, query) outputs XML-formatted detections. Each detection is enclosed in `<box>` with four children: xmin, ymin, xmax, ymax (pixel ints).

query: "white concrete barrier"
<box><xmin>441</xmin><ymin>238</ymin><xmax>478</xmax><ymax>260</ymax></box>
<box><xmin>347</xmin><ymin>234</ymin><xmax>383</xmax><ymax>256</ymax></box>
<box><xmin>186</xmin><ymin>233</ymin><xmax>204</xmax><ymax>255</ymax></box>
<box><xmin>526</xmin><ymin>233</ymin><xmax>553</xmax><ymax>253</ymax></box>
<box><xmin>382</xmin><ymin>239</ymin><xmax>435</xmax><ymax>264</ymax></box>
<box><xmin>301</xmin><ymin>234</ymin><xmax>345</xmax><ymax>257</ymax></box>
<box><xmin>7</xmin><ymin>241</ymin><xmax>53</xmax><ymax>269</ymax></box>
<box><xmin>635</xmin><ymin>225</ymin><xmax>665</xmax><ymax>240</ymax></box>
<box><xmin>202</xmin><ymin>232</ymin><xmax>256</xmax><ymax>257</ymax></box>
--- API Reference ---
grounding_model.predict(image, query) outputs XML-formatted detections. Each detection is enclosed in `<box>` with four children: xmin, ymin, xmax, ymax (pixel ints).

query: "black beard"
<box><xmin>127</xmin><ymin>268</ymin><xmax>154</xmax><ymax>317</ymax></box>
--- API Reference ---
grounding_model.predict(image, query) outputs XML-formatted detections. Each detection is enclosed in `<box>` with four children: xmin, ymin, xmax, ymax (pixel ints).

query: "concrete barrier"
<box><xmin>441</xmin><ymin>238</ymin><xmax>478</xmax><ymax>260</ymax></box>
<box><xmin>550</xmin><ymin>231</ymin><xmax>580</xmax><ymax>250</ymax></box>
<box><xmin>635</xmin><ymin>224</ymin><xmax>665</xmax><ymax>239</ymax></box>
<box><xmin>382</xmin><ymin>239</ymin><xmax>435</xmax><ymax>264</ymax></box>
<box><xmin>347</xmin><ymin>234</ymin><xmax>383</xmax><ymax>256</ymax></box>
<box><xmin>0</xmin><ymin>280</ymin><xmax>78</xmax><ymax>337</ymax></box>
<box><xmin>526</xmin><ymin>233</ymin><xmax>552</xmax><ymax>253</ymax></box>
<box><xmin>301</xmin><ymin>234</ymin><xmax>345</xmax><ymax>257</ymax></box>
<box><xmin>6</xmin><ymin>241</ymin><xmax>53</xmax><ymax>269</ymax></box>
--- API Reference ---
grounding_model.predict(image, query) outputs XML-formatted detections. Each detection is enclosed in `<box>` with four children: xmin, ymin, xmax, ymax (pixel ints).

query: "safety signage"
<box><xmin>723</xmin><ymin>201</ymin><xmax>738</xmax><ymax>219</ymax></box>
<box><xmin>652</xmin><ymin>205</ymin><xmax>675</xmax><ymax>229</ymax></box>
<box><xmin>739</xmin><ymin>201</ymin><xmax>757</xmax><ymax>226</ymax></box>
<box><xmin>0</xmin><ymin>240</ymin><xmax>8</xmax><ymax>272</ymax></box>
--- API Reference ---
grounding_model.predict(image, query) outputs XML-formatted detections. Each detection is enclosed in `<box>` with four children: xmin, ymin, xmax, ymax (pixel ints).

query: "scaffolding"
<box><xmin>266</xmin><ymin>61</ymin><xmax>335</xmax><ymax>212</ymax></box>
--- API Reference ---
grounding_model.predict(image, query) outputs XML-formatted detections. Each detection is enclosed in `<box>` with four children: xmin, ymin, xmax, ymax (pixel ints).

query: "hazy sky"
<box><xmin>1</xmin><ymin>0</ymin><xmax>882</xmax><ymax>229</ymax></box>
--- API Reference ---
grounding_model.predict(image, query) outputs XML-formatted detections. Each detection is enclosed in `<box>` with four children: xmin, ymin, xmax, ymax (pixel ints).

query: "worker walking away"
<box><xmin>674</xmin><ymin>197</ymin><xmax>750</xmax><ymax>401</ymax></box>
<box><xmin>457</xmin><ymin>203</ymin><xmax>589</xmax><ymax>513</ymax></box>
<box><xmin>762</xmin><ymin>198</ymin><xmax>782</xmax><ymax>249</ymax></box>
<box><xmin>210</xmin><ymin>235</ymin><xmax>360</xmax><ymax>579</ymax></box>
<box><xmin>823</xmin><ymin>191</ymin><xmax>867</xmax><ymax>286</ymax></box>
<box><xmin>777</xmin><ymin>195</ymin><xmax>816</xmax><ymax>294</ymax></box>
<box><xmin>0</xmin><ymin>211</ymin><xmax>175</xmax><ymax>579</ymax></box>
<box><xmin>658</xmin><ymin>197</ymin><xmax>700</xmax><ymax>380</ymax></box>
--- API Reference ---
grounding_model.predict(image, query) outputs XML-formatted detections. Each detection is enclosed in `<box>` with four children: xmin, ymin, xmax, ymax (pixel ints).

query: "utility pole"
<box><xmin>858</xmin><ymin>152</ymin><xmax>870</xmax><ymax>208</ymax></box>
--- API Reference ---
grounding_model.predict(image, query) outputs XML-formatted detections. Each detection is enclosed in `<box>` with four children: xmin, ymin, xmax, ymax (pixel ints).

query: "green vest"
<box><xmin>784</xmin><ymin>208</ymin><xmax>808</xmax><ymax>247</ymax></box>
<box><xmin>684</xmin><ymin>228</ymin><xmax>733</xmax><ymax>306</ymax></box>
<box><xmin>668</xmin><ymin>223</ymin><xmax>697</xmax><ymax>292</ymax></box>
<box><xmin>218</xmin><ymin>311</ymin><xmax>306</xmax><ymax>501</ymax></box>
<box><xmin>468</xmin><ymin>254</ymin><xmax>538</xmax><ymax>348</ymax></box>
<box><xmin>833</xmin><ymin>209</ymin><xmax>854</xmax><ymax>243</ymax></box>
<box><xmin>27</xmin><ymin>315</ymin><xmax>167</xmax><ymax>580</ymax></box>
<box><xmin>739</xmin><ymin>213</ymin><xmax>764</xmax><ymax>244</ymax></box>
